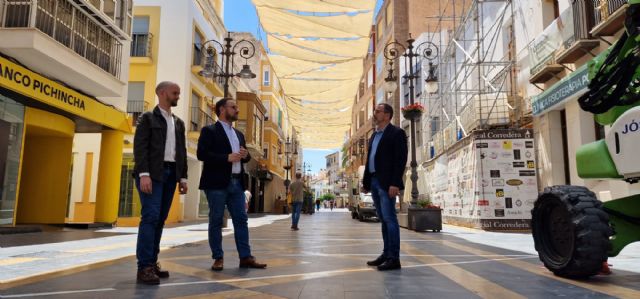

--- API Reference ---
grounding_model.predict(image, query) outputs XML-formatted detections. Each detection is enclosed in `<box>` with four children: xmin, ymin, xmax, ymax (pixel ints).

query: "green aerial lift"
<box><xmin>531</xmin><ymin>0</ymin><xmax>640</xmax><ymax>278</ymax></box>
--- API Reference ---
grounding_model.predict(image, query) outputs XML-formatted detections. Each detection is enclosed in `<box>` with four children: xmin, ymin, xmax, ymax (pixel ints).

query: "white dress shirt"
<box><xmin>159</xmin><ymin>107</ymin><xmax>176</xmax><ymax>162</ymax></box>
<box><xmin>220</xmin><ymin>121</ymin><xmax>241</xmax><ymax>174</ymax></box>
<box><xmin>140</xmin><ymin>107</ymin><xmax>186</xmax><ymax>183</ymax></box>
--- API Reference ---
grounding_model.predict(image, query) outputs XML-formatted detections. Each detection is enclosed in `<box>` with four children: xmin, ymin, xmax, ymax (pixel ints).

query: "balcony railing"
<box><xmin>570</xmin><ymin>0</ymin><xmax>596</xmax><ymax>44</ymax></box>
<box><xmin>1</xmin><ymin>0</ymin><xmax>123</xmax><ymax>78</ymax></box>
<box><xmin>190</xmin><ymin>107</ymin><xmax>214</xmax><ymax>132</ymax></box>
<box><xmin>127</xmin><ymin>100</ymin><xmax>147</xmax><ymax>125</ymax></box>
<box><xmin>131</xmin><ymin>33</ymin><xmax>153</xmax><ymax>57</ymax></box>
<box><xmin>591</xmin><ymin>0</ymin><xmax>627</xmax><ymax>27</ymax></box>
<box><xmin>556</xmin><ymin>0</ymin><xmax>601</xmax><ymax>63</ymax></box>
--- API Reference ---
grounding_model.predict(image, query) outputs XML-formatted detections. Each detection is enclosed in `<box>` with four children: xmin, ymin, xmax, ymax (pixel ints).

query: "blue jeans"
<box><xmin>205</xmin><ymin>178</ymin><xmax>251</xmax><ymax>260</ymax></box>
<box><xmin>136</xmin><ymin>166</ymin><xmax>176</xmax><ymax>269</ymax></box>
<box><xmin>291</xmin><ymin>202</ymin><xmax>302</xmax><ymax>227</ymax></box>
<box><xmin>371</xmin><ymin>177</ymin><xmax>400</xmax><ymax>259</ymax></box>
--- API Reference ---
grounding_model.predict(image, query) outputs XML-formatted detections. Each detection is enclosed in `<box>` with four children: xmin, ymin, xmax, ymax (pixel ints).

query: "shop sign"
<box><xmin>474</xmin><ymin>129</ymin><xmax>533</xmax><ymax>140</ymax></box>
<box><xmin>0</xmin><ymin>57</ymin><xmax>88</xmax><ymax>112</ymax></box>
<box><xmin>0</xmin><ymin>56</ymin><xmax>131</xmax><ymax>132</ymax></box>
<box><xmin>531</xmin><ymin>64</ymin><xmax>589</xmax><ymax>116</ymax></box>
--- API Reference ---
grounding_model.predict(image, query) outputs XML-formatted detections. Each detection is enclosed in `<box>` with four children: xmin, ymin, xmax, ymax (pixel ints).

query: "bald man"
<box><xmin>133</xmin><ymin>81</ymin><xmax>188</xmax><ymax>284</ymax></box>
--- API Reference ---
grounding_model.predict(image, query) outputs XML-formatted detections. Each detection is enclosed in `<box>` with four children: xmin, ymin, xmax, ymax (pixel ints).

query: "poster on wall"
<box><xmin>474</xmin><ymin>129</ymin><xmax>537</xmax><ymax>230</ymax></box>
<box><xmin>429</xmin><ymin>154</ymin><xmax>449</xmax><ymax>211</ymax></box>
<box><xmin>441</xmin><ymin>142</ymin><xmax>476</xmax><ymax>220</ymax></box>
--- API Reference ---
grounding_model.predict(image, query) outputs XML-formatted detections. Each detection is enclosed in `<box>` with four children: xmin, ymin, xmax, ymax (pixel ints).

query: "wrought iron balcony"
<box><xmin>189</xmin><ymin>107</ymin><xmax>214</xmax><ymax>132</ymax></box>
<box><xmin>590</xmin><ymin>0</ymin><xmax>629</xmax><ymax>36</ymax></box>
<box><xmin>127</xmin><ymin>100</ymin><xmax>147</xmax><ymax>125</ymax></box>
<box><xmin>556</xmin><ymin>0</ymin><xmax>601</xmax><ymax>64</ymax></box>
<box><xmin>131</xmin><ymin>33</ymin><xmax>153</xmax><ymax>57</ymax></box>
<box><xmin>0</xmin><ymin>0</ymin><xmax>123</xmax><ymax>78</ymax></box>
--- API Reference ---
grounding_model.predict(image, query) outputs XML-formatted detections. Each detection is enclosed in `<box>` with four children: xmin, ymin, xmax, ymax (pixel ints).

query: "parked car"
<box><xmin>352</xmin><ymin>193</ymin><xmax>401</xmax><ymax>222</ymax></box>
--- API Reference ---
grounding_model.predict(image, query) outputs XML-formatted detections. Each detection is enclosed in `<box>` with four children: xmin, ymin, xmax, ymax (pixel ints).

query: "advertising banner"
<box><xmin>474</xmin><ymin>129</ymin><xmax>538</xmax><ymax>230</ymax></box>
<box><xmin>423</xmin><ymin>129</ymin><xmax>537</xmax><ymax>230</ymax></box>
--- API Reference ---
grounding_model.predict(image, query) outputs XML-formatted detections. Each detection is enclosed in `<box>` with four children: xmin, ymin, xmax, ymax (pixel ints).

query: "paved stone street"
<box><xmin>1</xmin><ymin>210</ymin><xmax>640</xmax><ymax>298</ymax></box>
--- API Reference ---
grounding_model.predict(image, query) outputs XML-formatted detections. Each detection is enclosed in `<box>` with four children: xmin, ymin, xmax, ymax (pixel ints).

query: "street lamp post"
<box><xmin>197</xmin><ymin>32</ymin><xmax>257</xmax><ymax>98</ymax></box>
<box><xmin>302</xmin><ymin>161</ymin><xmax>312</xmax><ymax>184</ymax></box>
<box><xmin>279</xmin><ymin>137</ymin><xmax>298</xmax><ymax>194</ymax></box>
<box><xmin>382</xmin><ymin>35</ymin><xmax>439</xmax><ymax>206</ymax></box>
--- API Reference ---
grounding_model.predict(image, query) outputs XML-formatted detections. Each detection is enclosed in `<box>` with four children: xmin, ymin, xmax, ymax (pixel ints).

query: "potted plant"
<box><xmin>408</xmin><ymin>197</ymin><xmax>442</xmax><ymax>232</ymax></box>
<box><xmin>401</xmin><ymin>103</ymin><xmax>425</xmax><ymax>121</ymax></box>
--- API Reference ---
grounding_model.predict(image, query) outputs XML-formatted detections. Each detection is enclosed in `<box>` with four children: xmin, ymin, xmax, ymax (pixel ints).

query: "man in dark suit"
<box><xmin>197</xmin><ymin>98</ymin><xmax>267</xmax><ymax>271</ymax></box>
<box><xmin>362</xmin><ymin>103</ymin><xmax>408</xmax><ymax>271</ymax></box>
<box><xmin>133</xmin><ymin>81</ymin><xmax>188</xmax><ymax>284</ymax></box>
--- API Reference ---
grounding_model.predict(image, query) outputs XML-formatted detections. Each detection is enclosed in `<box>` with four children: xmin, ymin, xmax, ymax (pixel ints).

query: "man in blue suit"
<box><xmin>362</xmin><ymin>103</ymin><xmax>408</xmax><ymax>271</ymax></box>
<box><xmin>197</xmin><ymin>98</ymin><xmax>267</xmax><ymax>271</ymax></box>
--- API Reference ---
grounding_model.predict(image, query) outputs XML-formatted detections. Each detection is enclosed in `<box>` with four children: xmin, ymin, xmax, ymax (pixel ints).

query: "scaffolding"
<box><xmin>421</xmin><ymin>0</ymin><xmax>521</xmax><ymax>157</ymax></box>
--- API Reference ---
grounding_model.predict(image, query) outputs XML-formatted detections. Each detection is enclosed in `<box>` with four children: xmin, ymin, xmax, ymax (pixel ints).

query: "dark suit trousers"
<box><xmin>135</xmin><ymin>164</ymin><xmax>177</xmax><ymax>269</ymax></box>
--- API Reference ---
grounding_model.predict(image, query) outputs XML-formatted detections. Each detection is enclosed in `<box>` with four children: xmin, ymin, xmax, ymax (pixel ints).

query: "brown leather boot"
<box><xmin>137</xmin><ymin>266</ymin><xmax>160</xmax><ymax>285</ymax></box>
<box><xmin>211</xmin><ymin>258</ymin><xmax>224</xmax><ymax>271</ymax></box>
<box><xmin>154</xmin><ymin>262</ymin><xmax>169</xmax><ymax>278</ymax></box>
<box><xmin>239</xmin><ymin>256</ymin><xmax>267</xmax><ymax>269</ymax></box>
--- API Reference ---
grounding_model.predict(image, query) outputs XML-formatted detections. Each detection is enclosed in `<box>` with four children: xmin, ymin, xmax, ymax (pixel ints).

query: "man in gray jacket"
<box><xmin>289</xmin><ymin>172</ymin><xmax>304</xmax><ymax>230</ymax></box>
<box><xmin>133</xmin><ymin>81</ymin><xmax>188</xmax><ymax>284</ymax></box>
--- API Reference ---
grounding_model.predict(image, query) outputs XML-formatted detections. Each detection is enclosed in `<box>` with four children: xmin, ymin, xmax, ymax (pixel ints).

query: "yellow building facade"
<box><xmin>0</xmin><ymin>0</ymin><xmax>133</xmax><ymax>226</ymax></box>
<box><xmin>257</xmin><ymin>52</ymin><xmax>303</xmax><ymax>211</ymax></box>
<box><xmin>117</xmin><ymin>0</ymin><xmax>228</xmax><ymax>226</ymax></box>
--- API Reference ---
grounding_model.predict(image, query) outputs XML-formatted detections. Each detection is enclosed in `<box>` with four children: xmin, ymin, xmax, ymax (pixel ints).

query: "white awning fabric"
<box><xmin>253</xmin><ymin>0</ymin><xmax>375</xmax><ymax>13</ymax></box>
<box><xmin>252</xmin><ymin>0</ymin><xmax>376</xmax><ymax>148</ymax></box>
<box><xmin>256</xmin><ymin>7</ymin><xmax>372</xmax><ymax>38</ymax></box>
<box><xmin>267</xmin><ymin>35</ymin><xmax>370</xmax><ymax>60</ymax></box>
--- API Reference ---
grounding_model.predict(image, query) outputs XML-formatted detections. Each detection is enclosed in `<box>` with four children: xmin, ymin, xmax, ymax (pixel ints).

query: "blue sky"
<box><xmin>224</xmin><ymin>1</ymin><xmax>382</xmax><ymax>174</ymax></box>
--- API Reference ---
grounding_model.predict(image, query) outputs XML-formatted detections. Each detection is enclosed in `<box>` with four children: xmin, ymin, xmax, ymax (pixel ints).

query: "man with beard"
<box><xmin>133</xmin><ymin>81</ymin><xmax>188</xmax><ymax>284</ymax></box>
<box><xmin>197</xmin><ymin>98</ymin><xmax>267</xmax><ymax>271</ymax></box>
<box><xmin>362</xmin><ymin>103</ymin><xmax>407</xmax><ymax>271</ymax></box>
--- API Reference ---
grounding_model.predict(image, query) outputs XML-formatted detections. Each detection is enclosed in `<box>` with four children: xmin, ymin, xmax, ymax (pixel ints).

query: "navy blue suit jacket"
<box><xmin>362</xmin><ymin>124</ymin><xmax>408</xmax><ymax>192</ymax></box>
<box><xmin>197</xmin><ymin>121</ymin><xmax>251</xmax><ymax>190</ymax></box>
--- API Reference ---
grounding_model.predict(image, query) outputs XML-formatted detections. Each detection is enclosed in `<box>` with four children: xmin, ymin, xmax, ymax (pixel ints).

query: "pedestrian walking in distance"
<box><xmin>197</xmin><ymin>98</ymin><xmax>267</xmax><ymax>272</ymax></box>
<box><xmin>289</xmin><ymin>172</ymin><xmax>304</xmax><ymax>230</ymax></box>
<box><xmin>362</xmin><ymin>103</ymin><xmax>408</xmax><ymax>271</ymax></box>
<box><xmin>133</xmin><ymin>81</ymin><xmax>188</xmax><ymax>285</ymax></box>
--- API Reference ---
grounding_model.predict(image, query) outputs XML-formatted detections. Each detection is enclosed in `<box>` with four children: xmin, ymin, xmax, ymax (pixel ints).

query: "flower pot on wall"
<box><xmin>402</xmin><ymin>110</ymin><xmax>423</xmax><ymax>121</ymax></box>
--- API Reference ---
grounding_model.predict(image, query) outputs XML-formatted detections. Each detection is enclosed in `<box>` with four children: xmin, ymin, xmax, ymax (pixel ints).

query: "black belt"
<box><xmin>230</xmin><ymin>173</ymin><xmax>242</xmax><ymax>179</ymax></box>
<box><xmin>164</xmin><ymin>161</ymin><xmax>176</xmax><ymax>168</ymax></box>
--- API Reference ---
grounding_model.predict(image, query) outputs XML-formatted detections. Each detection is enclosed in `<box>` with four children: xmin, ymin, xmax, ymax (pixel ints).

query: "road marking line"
<box><xmin>170</xmin><ymin>289</ymin><xmax>287</xmax><ymax>299</ymax></box>
<box><xmin>0</xmin><ymin>288</ymin><xmax>115</xmax><ymax>298</ymax></box>
<box><xmin>402</xmin><ymin>242</ymin><xmax>527</xmax><ymax>299</ymax></box>
<box><xmin>283</xmin><ymin>253</ymin><xmax>534</xmax><ymax>257</ymax></box>
<box><xmin>250</xmin><ymin>238</ymin><xmax>448</xmax><ymax>241</ymax></box>
<box><xmin>159</xmin><ymin>256</ymin><xmax>536</xmax><ymax>287</ymax></box>
<box><xmin>0</xmin><ymin>258</ymin><xmax>44</xmax><ymax>266</ymax></box>
<box><xmin>440</xmin><ymin>239</ymin><xmax>640</xmax><ymax>298</ymax></box>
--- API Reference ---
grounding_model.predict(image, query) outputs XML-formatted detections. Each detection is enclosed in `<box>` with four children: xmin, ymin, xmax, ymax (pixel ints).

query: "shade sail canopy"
<box><xmin>256</xmin><ymin>7</ymin><xmax>372</xmax><ymax>38</ymax></box>
<box><xmin>267</xmin><ymin>35</ymin><xmax>360</xmax><ymax>63</ymax></box>
<box><xmin>267</xmin><ymin>35</ymin><xmax>370</xmax><ymax>60</ymax></box>
<box><xmin>253</xmin><ymin>0</ymin><xmax>375</xmax><ymax>13</ymax></box>
<box><xmin>252</xmin><ymin>0</ymin><xmax>376</xmax><ymax>148</ymax></box>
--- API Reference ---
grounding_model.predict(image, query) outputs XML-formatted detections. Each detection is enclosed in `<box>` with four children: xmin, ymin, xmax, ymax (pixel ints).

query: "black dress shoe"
<box><xmin>154</xmin><ymin>262</ymin><xmax>169</xmax><ymax>278</ymax></box>
<box><xmin>239</xmin><ymin>256</ymin><xmax>267</xmax><ymax>269</ymax></box>
<box><xmin>137</xmin><ymin>266</ymin><xmax>160</xmax><ymax>285</ymax></box>
<box><xmin>366</xmin><ymin>255</ymin><xmax>386</xmax><ymax>266</ymax></box>
<box><xmin>377</xmin><ymin>259</ymin><xmax>401</xmax><ymax>271</ymax></box>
